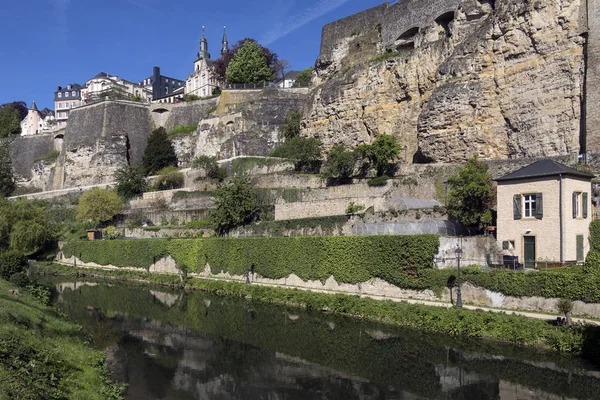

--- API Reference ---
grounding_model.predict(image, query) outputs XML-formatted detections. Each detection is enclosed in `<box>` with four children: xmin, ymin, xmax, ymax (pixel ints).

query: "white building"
<box><xmin>84</xmin><ymin>72</ymin><xmax>152</xmax><ymax>103</ymax></box>
<box><xmin>20</xmin><ymin>102</ymin><xmax>56</xmax><ymax>135</ymax></box>
<box><xmin>277</xmin><ymin>71</ymin><xmax>299</xmax><ymax>88</ymax></box>
<box><xmin>185</xmin><ymin>27</ymin><xmax>228</xmax><ymax>98</ymax></box>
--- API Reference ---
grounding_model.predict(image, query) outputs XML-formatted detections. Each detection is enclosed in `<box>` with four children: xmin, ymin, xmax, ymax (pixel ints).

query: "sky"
<box><xmin>0</xmin><ymin>0</ymin><xmax>385</xmax><ymax>110</ymax></box>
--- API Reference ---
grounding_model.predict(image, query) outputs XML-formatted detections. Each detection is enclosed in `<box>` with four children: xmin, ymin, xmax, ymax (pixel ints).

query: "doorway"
<box><xmin>523</xmin><ymin>236</ymin><xmax>536</xmax><ymax>268</ymax></box>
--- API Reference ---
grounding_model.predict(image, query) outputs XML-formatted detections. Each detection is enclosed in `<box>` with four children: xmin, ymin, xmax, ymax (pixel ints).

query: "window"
<box><xmin>502</xmin><ymin>240</ymin><xmax>515</xmax><ymax>250</ymax></box>
<box><xmin>573</xmin><ymin>192</ymin><xmax>589</xmax><ymax>219</ymax></box>
<box><xmin>58</xmin><ymin>103</ymin><xmax>62</xmax><ymax>109</ymax></box>
<box><xmin>72</xmin><ymin>102</ymin><xmax>76</xmax><ymax>107</ymax></box>
<box><xmin>65</xmin><ymin>92</ymin><xmax>69</xmax><ymax>98</ymax></box>
<box><xmin>72</xmin><ymin>91</ymin><xmax>76</xmax><ymax>96</ymax></box>
<box><xmin>58</xmin><ymin>92</ymin><xmax>62</xmax><ymax>98</ymax></box>
<box><xmin>523</xmin><ymin>194</ymin><xmax>536</xmax><ymax>218</ymax></box>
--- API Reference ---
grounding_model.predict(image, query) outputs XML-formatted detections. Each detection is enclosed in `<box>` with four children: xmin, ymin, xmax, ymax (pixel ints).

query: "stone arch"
<box><xmin>396</xmin><ymin>27</ymin><xmax>419</xmax><ymax>50</ymax></box>
<box><xmin>152</xmin><ymin>107</ymin><xmax>169</xmax><ymax>114</ymax></box>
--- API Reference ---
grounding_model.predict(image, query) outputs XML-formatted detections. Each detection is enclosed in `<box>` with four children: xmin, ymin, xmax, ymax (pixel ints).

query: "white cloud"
<box><xmin>127</xmin><ymin>0</ymin><xmax>159</xmax><ymax>13</ymax></box>
<box><xmin>260</xmin><ymin>0</ymin><xmax>352</xmax><ymax>45</ymax></box>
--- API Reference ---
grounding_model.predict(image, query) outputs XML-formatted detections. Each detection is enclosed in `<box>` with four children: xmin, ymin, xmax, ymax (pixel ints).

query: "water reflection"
<box><xmin>46</xmin><ymin>279</ymin><xmax>600</xmax><ymax>400</ymax></box>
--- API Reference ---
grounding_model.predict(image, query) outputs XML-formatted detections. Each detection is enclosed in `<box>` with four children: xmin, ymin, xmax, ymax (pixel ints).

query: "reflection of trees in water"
<box><xmin>47</xmin><ymin>279</ymin><xmax>600</xmax><ymax>400</ymax></box>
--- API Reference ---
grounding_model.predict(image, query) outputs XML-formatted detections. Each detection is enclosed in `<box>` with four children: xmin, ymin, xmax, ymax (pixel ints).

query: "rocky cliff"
<box><xmin>304</xmin><ymin>0</ymin><xmax>588</xmax><ymax>163</ymax></box>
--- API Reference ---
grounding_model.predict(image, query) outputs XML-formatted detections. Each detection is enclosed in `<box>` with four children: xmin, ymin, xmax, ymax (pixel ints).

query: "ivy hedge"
<box><xmin>61</xmin><ymin>235</ymin><xmax>440</xmax><ymax>283</ymax></box>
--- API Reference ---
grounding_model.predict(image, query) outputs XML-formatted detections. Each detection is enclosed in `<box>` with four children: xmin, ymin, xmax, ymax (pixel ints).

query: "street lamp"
<box><xmin>455</xmin><ymin>246</ymin><xmax>463</xmax><ymax>308</ymax></box>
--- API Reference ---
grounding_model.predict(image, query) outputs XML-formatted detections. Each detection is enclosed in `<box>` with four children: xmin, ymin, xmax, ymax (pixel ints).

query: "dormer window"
<box><xmin>65</xmin><ymin>92</ymin><xmax>69</xmax><ymax>98</ymax></box>
<box><xmin>72</xmin><ymin>91</ymin><xmax>76</xmax><ymax>96</ymax></box>
<box><xmin>58</xmin><ymin>93</ymin><xmax>62</xmax><ymax>98</ymax></box>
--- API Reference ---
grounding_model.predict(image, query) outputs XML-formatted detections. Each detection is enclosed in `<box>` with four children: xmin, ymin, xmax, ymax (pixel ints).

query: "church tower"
<box><xmin>221</xmin><ymin>26</ymin><xmax>229</xmax><ymax>55</ymax></box>
<box><xmin>197</xmin><ymin>26</ymin><xmax>210</xmax><ymax>60</ymax></box>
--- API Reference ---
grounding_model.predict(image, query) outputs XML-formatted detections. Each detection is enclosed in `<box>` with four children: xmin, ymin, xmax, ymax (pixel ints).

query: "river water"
<box><xmin>45</xmin><ymin>278</ymin><xmax>600</xmax><ymax>400</ymax></box>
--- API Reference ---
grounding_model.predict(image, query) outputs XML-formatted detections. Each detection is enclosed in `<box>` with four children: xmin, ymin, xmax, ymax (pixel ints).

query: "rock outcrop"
<box><xmin>303</xmin><ymin>0</ymin><xmax>587</xmax><ymax>163</ymax></box>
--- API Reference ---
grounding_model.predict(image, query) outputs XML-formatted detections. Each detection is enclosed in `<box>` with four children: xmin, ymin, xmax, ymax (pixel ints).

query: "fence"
<box><xmin>223</xmin><ymin>81</ymin><xmax>311</xmax><ymax>90</ymax></box>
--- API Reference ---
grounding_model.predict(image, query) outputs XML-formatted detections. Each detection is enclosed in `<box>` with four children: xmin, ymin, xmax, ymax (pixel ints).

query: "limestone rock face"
<box><xmin>171</xmin><ymin>88</ymin><xmax>309</xmax><ymax>165</ymax></box>
<box><xmin>304</xmin><ymin>0</ymin><xmax>586</xmax><ymax>163</ymax></box>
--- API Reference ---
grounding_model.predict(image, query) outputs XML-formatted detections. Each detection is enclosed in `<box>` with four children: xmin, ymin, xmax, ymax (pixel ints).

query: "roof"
<box><xmin>92</xmin><ymin>72</ymin><xmax>110</xmax><ymax>79</ymax></box>
<box><xmin>30</xmin><ymin>101</ymin><xmax>38</xmax><ymax>111</ymax></box>
<box><xmin>496</xmin><ymin>159</ymin><xmax>595</xmax><ymax>182</ymax></box>
<box><xmin>284</xmin><ymin>71</ymin><xmax>300</xmax><ymax>80</ymax></box>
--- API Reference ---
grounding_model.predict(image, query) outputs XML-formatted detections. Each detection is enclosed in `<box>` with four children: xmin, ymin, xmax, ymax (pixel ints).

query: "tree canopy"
<box><xmin>215</xmin><ymin>38</ymin><xmax>279</xmax><ymax>83</ymax></box>
<box><xmin>225</xmin><ymin>41</ymin><xmax>275</xmax><ymax>84</ymax></box>
<box><xmin>0</xmin><ymin>142</ymin><xmax>15</xmax><ymax>197</ymax></box>
<box><xmin>0</xmin><ymin>104</ymin><xmax>22</xmax><ymax>137</ymax></box>
<box><xmin>293</xmin><ymin>67</ymin><xmax>313</xmax><ymax>87</ymax></box>
<box><xmin>281</xmin><ymin>109</ymin><xmax>302</xmax><ymax>140</ymax></box>
<box><xmin>447</xmin><ymin>155</ymin><xmax>494</xmax><ymax>229</ymax></box>
<box><xmin>355</xmin><ymin>134</ymin><xmax>400</xmax><ymax>176</ymax></box>
<box><xmin>211</xmin><ymin>174</ymin><xmax>258</xmax><ymax>235</ymax></box>
<box><xmin>76</xmin><ymin>188</ymin><xmax>123</xmax><ymax>224</ymax></box>
<box><xmin>269</xmin><ymin>136</ymin><xmax>322</xmax><ymax>173</ymax></box>
<box><xmin>141</xmin><ymin>127</ymin><xmax>178</xmax><ymax>176</ymax></box>
<box><xmin>0</xmin><ymin>199</ymin><xmax>56</xmax><ymax>255</ymax></box>
<box><xmin>322</xmin><ymin>144</ymin><xmax>355</xmax><ymax>180</ymax></box>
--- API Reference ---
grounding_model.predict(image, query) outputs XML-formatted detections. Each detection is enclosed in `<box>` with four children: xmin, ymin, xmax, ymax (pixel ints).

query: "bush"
<box><xmin>114</xmin><ymin>166</ymin><xmax>147</xmax><ymax>200</ymax></box>
<box><xmin>102</xmin><ymin>226</ymin><xmax>122</xmax><ymax>240</ymax></box>
<box><xmin>589</xmin><ymin>220</ymin><xmax>600</xmax><ymax>252</ymax></box>
<box><xmin>322</xmin><ymin>144</ymin><xmax>355</xmax><ymax>180</ymax></box>
<box><xmin>192</xmin><ymin>155</ymin><xmax>227</xmax><ymax>181</ymax></box>
<box><xmin>0</xmin><ymin>250</ymin><xmax>27</xmax><ymax>280</ymax></box>
<box><xmin>355</xmin><ymin>134</ymin><xmax>400</xmax><ymax>176</ymax></box>
<box><xmin>345</xmin><ymin>202</ymin><xmax>365</xmax><ymax>215</ymax></box>
<box><xmin>368</xmin><ymin>176</ymin><xmax>388</xmax><ymax>187</ymax></box>
<box><xmin>211</xmin><ymin>175</ymin><xmax>258</xmax><ymax>235</ymax></box>
<box><xmin>183</xmin><ymin>94</ymin><xmax>201</xmax><ymax>102</ymax></box>
<box><xmin>167</xmin><ymin>124</ymin><xmax>197</xmax><ymax>137</ymax></box>
<box><xmin>281</xmin><ymin>109</ymin><xmax>302</xmax><ymax>140</ymax></box>
<box><xmin>154</xmin><ymin>166</ymin><xmax>184</xmax><ymax>190</ymax></box>
<box><xmin>269</xmin><ymin>136</ymin><xmax>322</xmax><ymax>173</ymax></box>
<box><xmin>9</xmin><ymin>272</ymin><xmax>30</xmax><ymax>287</ymax></box>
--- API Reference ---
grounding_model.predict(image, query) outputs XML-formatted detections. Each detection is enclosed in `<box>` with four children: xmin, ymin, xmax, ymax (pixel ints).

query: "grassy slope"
<box><xmin>0</xmin><ymin>279</ymin><xmax>123</xmax><ymax>399</ymax></box>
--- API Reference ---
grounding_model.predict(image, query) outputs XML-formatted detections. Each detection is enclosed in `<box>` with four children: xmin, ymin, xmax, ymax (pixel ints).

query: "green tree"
<box><xmin>281</xmin><ymin>109</ymin><xmax>302</xmax><ymax>140</ymax></box>
<box><xmin>154</xmin><ymin>166</ymin><xmax>184</xmax><ymax>190</ymax></box>
<box><xmin>0</xmin><ymin>250</ymin><xmax>27</xmax><ymax>280</ymax></box>
<box><xmin>0</xmin><ymin>142</ymin><xmax>15</xmax><ymax>197</ymax></box>
<box><xmin>269</xmin><ymin>136</ymin><xmax>322</xmax><ymax>173</ymax></box>
<box><xmin>0</xmin><ymin>199</ymin><xmax>56</xmax><ymax>254</ymax></box>
<box><xmin>293</xmin><ymin>67</ymin><xmax>313</xmax><ymax>87</ymax></box>
<box><xmin>226</xmin><ymin>41</ymin><xmax>274</xmax><ymax>84</ymax></box>
<box><xmin>322</xmin><ymin>144</ymin><xmax>355</xmax><ymax>180</ymax></box>
<box><xmin>141</xmin><ymin>127</ymin><xmax>178</xmax><ymax>176</ymax></box>
<box><xmin>355</xmin><ymin>134</ymin><xmax>400</xmax><ymax>176</ymax></box>
<box><xmin>446</xmin><ymin>155</ymin><xmax>494</xmax><ymax>229</ymax></box>
<box><xmin>192</xmin><ymin>155</ymin><xmax>227</xmax><ymax>181</ymax></box>
<box><xmin>0</xmin><ymin>105</ymin><xmax>21</xmax><ymax>137</ymax></box>
<box><xmin>114</xmin><ymin>165</ymin><xmax>147</xmax><ymax>200</ymax></box>
<box><xmin>76</xmin><ymin>188</ymin><xmax>123</xmax><ymax>224</ymax></box>
<box><xmin>211</xmin><ymin>175</ymin><xmax>258</xmax><ymax>235</ymax></box>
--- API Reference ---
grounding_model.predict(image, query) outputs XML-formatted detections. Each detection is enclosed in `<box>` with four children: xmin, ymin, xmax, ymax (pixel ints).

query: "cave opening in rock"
<box><xmin>435</xmin><ymin>11</ymin><xmax>455</xmax><ymax>37</ymax></box>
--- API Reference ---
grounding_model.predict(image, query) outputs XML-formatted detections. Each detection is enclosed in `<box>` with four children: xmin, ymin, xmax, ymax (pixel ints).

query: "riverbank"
<box><xmin>0</xmin><ymin>277</ymin><xmax>124</xmax><ymax>399</ymax></box>
<box><xmin>35</xmin><ymin>263</ymin><xmax>600</xmax><ymax>362</ymax></box>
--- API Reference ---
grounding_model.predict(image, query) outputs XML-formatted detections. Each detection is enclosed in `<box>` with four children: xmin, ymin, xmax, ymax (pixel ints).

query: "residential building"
<box><xmin>277</xmin><ymin>71</ymin><xmax>299</xmax><ymax>88</ymax></box>
<box><xmin>496</xmin><ymin>160</ymin><xmax>594</xmax><ymax>267</ymax></box>
<box><xmin>20</xmin><ymin>102</ymin><xmax>56</xmax><ymax>135</ymax></box>
<box><xmin>139</xmin><ymin>66</ymin><xmax>185</xmax><ymax>103</ymax></box>
<box><xmin>84</xmin><ymin>72</ymin><xmax>152</xmax><ymax>103</ymax></box>
<box><xmin>185</xmin><ymin>26</ymin><xmax>227</xmax><ymax>98</ymax></box>
<box><xmin>54</xmin><ymin>84</ymin><xmax>83</xmax><ymax>128</ymax></box>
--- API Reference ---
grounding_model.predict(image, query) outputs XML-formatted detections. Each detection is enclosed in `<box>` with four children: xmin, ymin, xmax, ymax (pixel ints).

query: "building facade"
<box><xmin>54</xmin><ymin>84</ymin><xmax>83</xmax><ymax>128</ymax></box>
<box><xmin>139</xmin><ymin>66</ymin><xmax>185</xmax><ymax>103</ymax></box>
<box><xmin>84</xmin><ymin>72</ymin><xmax>152</xmax><ymax>103</ymax></box>
<box><xmin>185</xmin><ymin>27</ymin><xmax>227</xmax><ymax>98</ymax></box>
<box><xmin>496</xmin><ymin>160</ymin><xmax>594</xmax><ymax>267</ymax></box>
<box><xmin>20</xmin><ymin>102</ymin><xmax>56</xmax><ymax>135</ymax></box>
<box><xmin>277</xmin><ymin>71</ymin><xmax>299</xmax><ymax>88</ymax></box>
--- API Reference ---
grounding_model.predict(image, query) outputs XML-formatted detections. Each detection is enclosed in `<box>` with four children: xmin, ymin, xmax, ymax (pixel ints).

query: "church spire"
<box><xmin>221</xmin><ymin>26</ymin><xmax>229</xmax><ymax>55</ymax></box>
<box><xmin>198</xmin><ymin>26</ymin><xmax>210</xmax><ymax>60</ymax></box>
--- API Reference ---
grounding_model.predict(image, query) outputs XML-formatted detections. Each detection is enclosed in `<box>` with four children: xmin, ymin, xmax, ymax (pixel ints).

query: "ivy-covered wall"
<box><xmin>61</xmin><ymin>235</ymin><xmax>440</xmax><ymax>285</ymax></box>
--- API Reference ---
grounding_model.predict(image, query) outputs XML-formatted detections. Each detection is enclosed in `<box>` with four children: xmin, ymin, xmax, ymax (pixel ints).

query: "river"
<box><xmin>45</xmin><ymin>278</ymin><xmax>600</xmax><ymax>400</ymax></box>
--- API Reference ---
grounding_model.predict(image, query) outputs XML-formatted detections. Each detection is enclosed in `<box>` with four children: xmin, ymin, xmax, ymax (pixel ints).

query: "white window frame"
<box><xmin>575</xmin><ymin>192</ymin><xmax>582</xmax><ymax>218</ymax></box>
<box><xmin>65</xmin><ymin>92</ymin><xmax>69</xmax><ymax>98</ymax></box>
<box><xmin>57</xmin><ymin>92</ymin><xmax>62</xmax><ymax>98</ymax></box>
<box><xmin>523</xmin><ymin>194</ymin><xmax>536</xmax><ymax>218</ymax></box>
<box><xmin>72</xmin><ymin>102</ymin><xmax>76</xmax><ymax>108</ymax></box>
<box><xmin>72</xmin><ymin>91</ymin><xmax>76</xmax><ymax>97</ymax></box>
<box><xmin>58</xmin><ymin>103</ymin><xmax>62</xmax><ymax>109</ymax></box>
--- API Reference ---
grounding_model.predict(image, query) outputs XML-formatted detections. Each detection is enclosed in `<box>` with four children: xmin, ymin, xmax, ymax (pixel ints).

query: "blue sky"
<box><xmin>0</xmin><ymin>0</ymin><xmax>383</xmax><ymax>110</ymax></box>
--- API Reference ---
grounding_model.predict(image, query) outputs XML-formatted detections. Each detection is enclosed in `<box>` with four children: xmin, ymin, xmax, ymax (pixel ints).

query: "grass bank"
<box><xmin>35</xmin><ymin>263</ymin><xmax>600</xmax><ymax>361</ymax></box>
<box><xmin>0</xmin><ymin>277</ymin><xmax>123</xmax><ymax>399</ymax></box>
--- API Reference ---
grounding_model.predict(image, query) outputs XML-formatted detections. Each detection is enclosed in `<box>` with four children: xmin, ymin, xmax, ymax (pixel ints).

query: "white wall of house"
<box><xmin>497</xmin><ymin>176</ymin><xmax>592</xmax><ymax>265</ymax></box>
<box><xmin>185</xmin><ymin>58</ymin><xmax>219</xmax><ymax>97</ymax></box>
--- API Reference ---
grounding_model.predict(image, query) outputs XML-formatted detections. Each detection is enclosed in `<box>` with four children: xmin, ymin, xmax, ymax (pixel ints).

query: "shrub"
<box><xmin>368</xmin><ymin>176</ymin><xmax>388</xmax><ymax>187</ymax></box>
<box><xmin>192</xmin><ymin>155</ymin><xmax>227</xmax><ymax>181</ymax></box>
<box><xmin>102</xmin><ymin>226</ymin><xmax>122</xmax><ymax>240</ymax></box>
<box><xmin>211</xmin><ymin>175</ymin><xmax>258</xmax><ymax>235</ymax></box>
<box><xmin>9</xmin><ymin>272</ymin><xmax>30</xmax><ymax>287</ymax></box>
<box><xmin>355</xmin><ymin>134</ymin><xmax>400</xmax><ymax>176</ymax></box>
<box><xmin>281</xmin><ymin>109</ymin><xmax>302</xmax><ymax>140</ymax></box>
<box><xmin>589</xmin><ymin>220</ymin><xmax>600</xmax><ymax>252</ymax></box>
<box><xmin>167</xmin><ymin>124</ymin><xmax>197</xmax><ymax>137</ymax></box>
<box><xmin>154</xmin><ymin>166</ymin><xmax>184</xmax><ymax>190</ymax></box>
<box><xmin>345</xmin><ymin>202</ymin><xmax>365</xmax><ymax>215</ymax></box>
<box><xmin>212</xmin><ymin>87</ymin><xmax>222</xmax><ymax>96</ymax></box>
<box><xmin>114</xmin><ymin>165</ymin><xmax>147</xmax><ymax>200</ymax></box>
<box><xmin>269</xmin><ymin>136</ymin><xmax>322</xmax><ymax>173</ymax></box>
<box><xmin>322</xmin><ymin>144</ymin><xmax>355</xmax><ymax>180</ymax></box>
<box><xmin>34</xmin><ymin>150</ymin><xmax>60</xmax><ymax>163</ymax></box>
<box><xmin>183</xmin><ymin>94</ymin><xmax>201</xmax><ymax>102</ymax></box>
<box><xmin>0</xmin><ymin>250</ymin><xmax>27</xmax><ymax>280</ymax></box>
<box><xmin>293</xmin><ymin>67</ymin><xmax>313</xmax><ymax>87</ymax></box>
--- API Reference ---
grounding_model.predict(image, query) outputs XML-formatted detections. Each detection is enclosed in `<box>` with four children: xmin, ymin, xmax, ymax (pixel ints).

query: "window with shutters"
<box><xmin>573</xmin><ymin>192</ymin><xmax>589</xmax><ymax>219</ymax></box>
<box><xmin>523</xmin><ymin>194</ymin><xmax>536</xmax><ymax>218</ymax></box>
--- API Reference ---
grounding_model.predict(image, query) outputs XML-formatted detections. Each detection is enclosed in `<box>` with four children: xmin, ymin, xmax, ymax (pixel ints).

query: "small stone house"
<box><xmin>496</xmin><ymin>160</ymin><xmax>594</xmax><ymax>267</ymax></box>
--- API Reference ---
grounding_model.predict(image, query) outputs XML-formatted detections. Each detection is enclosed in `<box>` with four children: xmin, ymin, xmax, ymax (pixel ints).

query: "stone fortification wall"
<box><xmin>150</xmin><ymin>98</ymin><xmax>218</xmax><ymax>131</ymax></box>
<box><xmin>59</xmin><ymin>101</ymin><xmax>154</xmax><ymax>189</ymax></box>
<box><xmin>7</xmin><ymin>134</ymin><xmax>54</xmax><ymax>180</ymax></box>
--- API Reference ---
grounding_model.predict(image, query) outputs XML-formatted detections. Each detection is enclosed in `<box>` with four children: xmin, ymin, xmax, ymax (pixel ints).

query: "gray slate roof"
<box><xmin>496</xmin><ymin>159</ymin><xmax>594</xmax><ymax>182</ymax></box>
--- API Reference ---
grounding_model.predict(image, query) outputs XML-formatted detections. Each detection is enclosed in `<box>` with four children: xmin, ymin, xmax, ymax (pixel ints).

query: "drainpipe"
<box><xmin>559</xmin><ymin>174</ymin><xmax>564</xmax><ymax>264</ymax></box>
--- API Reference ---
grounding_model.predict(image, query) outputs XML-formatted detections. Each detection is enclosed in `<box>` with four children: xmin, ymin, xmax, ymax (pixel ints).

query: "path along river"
<box><xmin>44</xmin><ymin>278</ymin><xmax>600</xmax><ymax>400</ymax></box>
